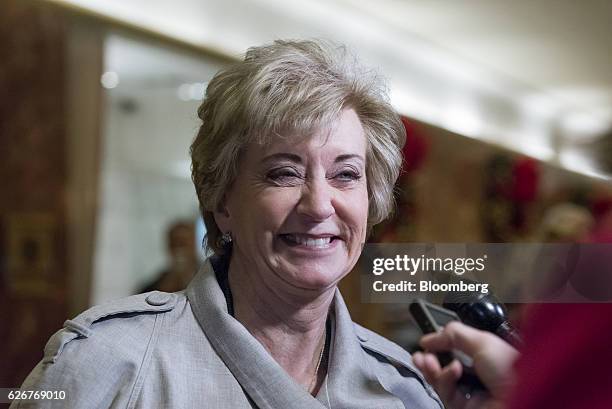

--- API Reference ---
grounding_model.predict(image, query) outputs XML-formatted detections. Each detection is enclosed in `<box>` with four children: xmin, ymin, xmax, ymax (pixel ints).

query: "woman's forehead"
<box><xmin>253</xmin><ymin>109</ymin><xmax>366</xmax><ymax>155</ymax></box>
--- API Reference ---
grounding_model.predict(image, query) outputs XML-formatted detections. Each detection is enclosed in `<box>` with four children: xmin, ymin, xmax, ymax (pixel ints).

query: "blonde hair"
<box><xmin>191</xmin><ymin>40</ymin><xmax>405</xmax><ymax>254</ymax></box>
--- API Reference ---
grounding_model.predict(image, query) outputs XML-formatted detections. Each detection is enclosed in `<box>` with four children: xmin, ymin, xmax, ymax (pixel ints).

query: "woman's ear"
<box><xmin>213</xmin><ymin>196</ymin><xmax>232</xmax><ymax>234</ymax></box>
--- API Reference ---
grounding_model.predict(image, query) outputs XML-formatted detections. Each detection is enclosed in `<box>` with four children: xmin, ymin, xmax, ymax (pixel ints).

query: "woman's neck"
<box><xmin>227</xmin><ymin>254</ymin><xmax>334</xmax><ymax>393</ymax></box>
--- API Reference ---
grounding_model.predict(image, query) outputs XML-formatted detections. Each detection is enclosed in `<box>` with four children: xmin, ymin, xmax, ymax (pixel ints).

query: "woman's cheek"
<box><xmin>258</xmin><ymin>189</ymin><xmax>291</xmax><ymax>213</ymax></box>
<box><xmin>354</xmin><ymin>189</ymin><xmax>369</xmax><ymax>230</ymax></box>
<box><xmin>345</xmin><ymin>194</ymin><xmax>369</xmax><ymax>244</ymax></box>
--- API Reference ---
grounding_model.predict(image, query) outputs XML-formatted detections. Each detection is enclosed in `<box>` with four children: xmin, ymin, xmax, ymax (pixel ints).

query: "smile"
<box><xmin>279</xmin><ymin>234</ymin><xmax>340</xmax><ymax>249</ymax></box>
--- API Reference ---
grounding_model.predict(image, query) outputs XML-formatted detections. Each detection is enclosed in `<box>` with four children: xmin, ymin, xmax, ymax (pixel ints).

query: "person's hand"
<box><xmin>412</xmin><ymin>321</ymin><xmax>519</xmax><ymax>409</ymax></box>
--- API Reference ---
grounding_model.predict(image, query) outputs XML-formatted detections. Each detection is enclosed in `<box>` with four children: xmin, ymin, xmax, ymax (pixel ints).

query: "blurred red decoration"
<box><xmin>591</xmin><ymin>196</ymin><xmax>612</xmax><ymax>221</ymax></box>
<box><xmin>589</xmin><ymin>196</ymin><xmax>612</xmax><ymax>242</ymax></box>
<box><xmin>401</xmin><ymin>116</ymin><xmax>429</xmax><ymax>173</ymax></box>
<box><xmin>482</xmin><ymin>154</ymin><xmax>540</xmax><ymax>240</ymax></box>
<box><xmin>511</xmin><ymin>157</ymin><xmax>539</xmax><ymax>203</ymax></box>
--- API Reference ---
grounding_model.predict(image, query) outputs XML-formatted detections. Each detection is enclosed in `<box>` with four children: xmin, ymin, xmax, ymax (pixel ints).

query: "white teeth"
<box><xmin>287</xmin><ymin>235</ymin><xmax>332</xmax><ymax>248</ymax></box>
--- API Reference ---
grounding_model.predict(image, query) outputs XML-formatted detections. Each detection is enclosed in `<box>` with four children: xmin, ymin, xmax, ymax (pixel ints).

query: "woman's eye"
<box><xmin>334</xmin><ymin>169</ymin><xmax>361</xmax><ymax>181</ymax></box>
<box><xmin>266</xmin><ymin>167</ymin><xmax>302</xmax><ymax>184</ymax></box>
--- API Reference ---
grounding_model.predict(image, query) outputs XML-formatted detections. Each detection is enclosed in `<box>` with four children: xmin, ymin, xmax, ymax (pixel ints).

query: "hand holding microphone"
<box><xmin>413</xmin><ymin>321</ymin><xmax>519</xmax><ymax>409</ymax></box>
<box><xmin>411</xmin><ymin>281</ymin><xmax>521</xmax><ymax>409</ymax></box>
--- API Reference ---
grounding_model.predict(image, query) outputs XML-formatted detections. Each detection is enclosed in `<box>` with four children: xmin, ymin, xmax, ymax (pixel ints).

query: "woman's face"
<box><xmin>216</xmin><ymin>108</ymin><xmax>369</xmax><ymax>293</ymax></box>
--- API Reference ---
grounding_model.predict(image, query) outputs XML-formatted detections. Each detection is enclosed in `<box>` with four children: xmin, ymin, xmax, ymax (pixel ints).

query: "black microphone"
<box><xmin>443</xmin><ymin>288</ymin><xmax>523</xmax><ymax>349</ymax></box>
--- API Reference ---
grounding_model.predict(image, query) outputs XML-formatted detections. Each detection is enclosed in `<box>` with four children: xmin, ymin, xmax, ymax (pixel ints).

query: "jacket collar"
<box><xmin>186</xmin><ymin>260</ymin><xmax>404</xmax><ymax>409</ymax></box>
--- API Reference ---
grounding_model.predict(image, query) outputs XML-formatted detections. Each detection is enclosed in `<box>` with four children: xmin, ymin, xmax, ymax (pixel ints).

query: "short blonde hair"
<box><xmin>191</xmin><ymin>40</ymin><xmax>405</xmax><ymax>254</ymax></box>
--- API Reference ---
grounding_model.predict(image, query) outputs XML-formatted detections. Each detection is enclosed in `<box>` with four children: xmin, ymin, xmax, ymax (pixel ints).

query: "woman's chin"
<box><xmin>297</xmin><ymin>272</ymin><xmax>341</xmax><ymax>291</ymax></box>
<box><xmin>273</xmin><ymin>260</ymin><xmax>348</xmax><ymax>292</ymax></box>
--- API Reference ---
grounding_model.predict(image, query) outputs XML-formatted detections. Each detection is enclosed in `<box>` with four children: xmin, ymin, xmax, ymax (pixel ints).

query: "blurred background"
<box><xmin>2</xmin><ymin>0</ymin><xmax>612</xmax><ymax>388</ymax></box>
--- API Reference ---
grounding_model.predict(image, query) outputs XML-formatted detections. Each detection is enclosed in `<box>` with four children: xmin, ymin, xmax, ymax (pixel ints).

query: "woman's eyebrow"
<box><xmin>335</xmin><ymin>154</ymin><xmax>364</xmax><ymax>164</ymax></box>
<box><xmin>262</xmin><ymin>153</ymin><xmax>303</xmax><ymax>164</ymax></box>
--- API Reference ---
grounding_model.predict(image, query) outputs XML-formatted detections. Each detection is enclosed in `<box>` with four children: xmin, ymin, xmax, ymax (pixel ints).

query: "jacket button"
<box><xmin>146</xmin><ymin>291</ymin><xmax>171</xmax><ymax>306</ymax></box>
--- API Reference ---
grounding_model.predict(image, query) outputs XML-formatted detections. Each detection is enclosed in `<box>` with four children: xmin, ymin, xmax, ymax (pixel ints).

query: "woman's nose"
<box><xmin>297</xmin><ymin>179</ymin><xmax>335</xmax><ymax>221</ymax></box>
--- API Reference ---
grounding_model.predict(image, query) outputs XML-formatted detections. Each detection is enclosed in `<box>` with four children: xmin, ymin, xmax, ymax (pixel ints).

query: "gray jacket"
<box><xmin>14</xmin><ymin>261</ymin><xmax>443</xmax><ymax>409</ymax></box>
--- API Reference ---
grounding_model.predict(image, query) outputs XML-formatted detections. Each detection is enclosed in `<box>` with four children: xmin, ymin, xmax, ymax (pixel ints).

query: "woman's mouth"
<box><xmin>279</xmin><ymin>234</ymin><xmax>340</xmax><ymax>249</ymax></box>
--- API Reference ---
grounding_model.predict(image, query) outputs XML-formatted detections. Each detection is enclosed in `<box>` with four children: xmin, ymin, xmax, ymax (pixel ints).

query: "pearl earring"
<box><xmin>221</xmin><ymin>231</ymin><xmax>233</xmax><ymax>245</ymax></box>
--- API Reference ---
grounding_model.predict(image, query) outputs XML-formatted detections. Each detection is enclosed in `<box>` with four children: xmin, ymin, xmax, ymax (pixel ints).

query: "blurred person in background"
<box><xmin>529</xmin><ymin>202</ymin><xmax>594</xmax><ymax>303</ymax></box>
<box><xmin>14</xmin><ymin>40</ymin><xmax>442</xmax><ymax>408</ymax></box>
<box><xmin>137</xmin><ymin>220</ymin><xmax>199</xmax><ymax>293</ymax></box>
<box><xmin>535</xmin><ymin>202</ymin><xmax>593</xmax><ymax>243</ymax></box>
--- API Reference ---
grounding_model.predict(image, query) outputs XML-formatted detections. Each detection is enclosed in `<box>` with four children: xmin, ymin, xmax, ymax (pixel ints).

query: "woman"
<box><xmin>14</xmin><ymin>40</ymin><xmax>442</xmax><ymax>409</ymax></box>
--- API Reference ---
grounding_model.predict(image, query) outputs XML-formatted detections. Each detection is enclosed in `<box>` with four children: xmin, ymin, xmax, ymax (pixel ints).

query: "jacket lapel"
<box><xmin>186</xmin><ymin>262</ymin><xmax>327</xmax><ymax>409</ymax></box>
<box><xmin>325</xmin><ymin>290</ymin><xmax>405</xmax><ymax>408</ymax></box>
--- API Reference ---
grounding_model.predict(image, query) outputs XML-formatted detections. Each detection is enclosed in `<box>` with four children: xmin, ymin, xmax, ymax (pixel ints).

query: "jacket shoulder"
<box><xmin>15</xmin><ymin>292</ymin><xmax>182</xmax><ymax>408</ymax></box>
<box><xmin>44</xmin><ymin>291</ymin><xmax>180</xmax><ymax>364</ymax></box>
